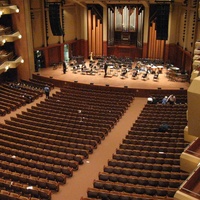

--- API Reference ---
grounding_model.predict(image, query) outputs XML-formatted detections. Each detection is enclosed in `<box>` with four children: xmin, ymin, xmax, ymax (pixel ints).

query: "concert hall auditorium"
<box><xmin>0</xmin><ymin>0</ymin><xmax>200</xmax><ymax>200</ymax></box>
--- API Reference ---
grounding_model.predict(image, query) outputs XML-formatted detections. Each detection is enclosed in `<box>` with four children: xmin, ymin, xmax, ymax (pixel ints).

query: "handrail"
<box><xmin>181</xmin><ymin>187</ymin><xmax>200</xmax><ymax>198</ymax></box>
<box><xmin>185</xmin><ymin>149</ymin><xmax>200</xmax><ymax>158</ymax></box>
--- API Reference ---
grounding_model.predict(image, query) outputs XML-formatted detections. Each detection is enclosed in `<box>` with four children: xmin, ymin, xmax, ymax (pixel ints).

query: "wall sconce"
<box><xmin>15</xmin><ymin>7</ymin><xmax>19</xmax><ymax>13</ymax></box>
<box><xmin>5</xmin><ymin>65</ymin><xmax>10</xmax><ymax>72</ymax></box>
<box><xmin>0</xmin><ymin>10</ymin><xmax>3</xmax><ymax>17</ymax></box>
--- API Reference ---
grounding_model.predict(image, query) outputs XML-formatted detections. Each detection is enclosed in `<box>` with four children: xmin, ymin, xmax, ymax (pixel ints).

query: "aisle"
<box><xmin>51</xmin><ymin>97</ymin><xmax>147</xmax><ymax>200</ymax></box>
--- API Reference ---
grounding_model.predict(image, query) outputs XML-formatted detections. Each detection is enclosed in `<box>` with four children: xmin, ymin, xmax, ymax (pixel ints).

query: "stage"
<box><xmin>34</xmin><ymin>60</ymin><xmax>190</xmax><ymax>91</ymax></box>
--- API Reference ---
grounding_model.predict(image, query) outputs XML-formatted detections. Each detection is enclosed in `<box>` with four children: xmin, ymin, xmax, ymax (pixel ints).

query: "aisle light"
<box><xmin>2</xmin><ymin>39</ymin><xmax>6</xmax><ymax>44</ymax></box>
<box><xmin>5</xmin><ymin>65</ymin><xmax>10</xmax><ymax>72</ymax></box>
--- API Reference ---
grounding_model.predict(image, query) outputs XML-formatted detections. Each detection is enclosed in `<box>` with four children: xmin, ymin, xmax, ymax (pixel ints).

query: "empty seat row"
<box><xmin>87</xmin><ymin>187</ymin><xmax>174</xmax><ymax>200</ymax></box>
<box><xmin>0</xmin><ymin>122</ymin><xmax>98</xmax><ymax>149</ymax></box>
<box><xmin>93</xmin><ymin>179</ymin><xmax>177</xmax><ymax>197</ymax></box>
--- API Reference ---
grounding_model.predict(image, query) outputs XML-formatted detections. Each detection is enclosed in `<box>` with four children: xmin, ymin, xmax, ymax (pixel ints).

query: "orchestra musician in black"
<box><xmin>63</xmin><ymin>61</ymin><xmax>67</xmax><ymax>74</ymax></box>
<box><xmin>104</xmin><ymin>62</ymin><xmax>108</xmax><ymax>77</ymax></box>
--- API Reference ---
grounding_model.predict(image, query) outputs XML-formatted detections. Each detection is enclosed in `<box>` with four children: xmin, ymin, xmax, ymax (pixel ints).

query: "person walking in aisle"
<box><xmin>44</xmin><ymin>85</ymin><xmax>50</xmax><ymax>99</ymax></box>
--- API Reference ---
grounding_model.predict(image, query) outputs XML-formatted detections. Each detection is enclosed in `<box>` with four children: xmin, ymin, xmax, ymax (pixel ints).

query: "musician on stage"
<box><xmin>63</xmin><ymin>61</ymin><xmax>67</xmax><ymax>74</ymax></box>
<box><xmin>104</xmin><ymin>62</ymin><xmax>108</xmax><ymax>77</ymax></box>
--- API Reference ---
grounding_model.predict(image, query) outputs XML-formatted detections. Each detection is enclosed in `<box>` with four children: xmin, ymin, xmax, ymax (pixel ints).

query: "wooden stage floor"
<box><xmin>34</xmin><ymin>61</ymin><xmax>190</xmax><ymax>90</ymax></box>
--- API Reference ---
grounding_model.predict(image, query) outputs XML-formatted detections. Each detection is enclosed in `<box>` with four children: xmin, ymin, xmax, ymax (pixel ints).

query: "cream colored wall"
<box><xmin>143</xmin><ymin>4</ymin><xmax>149</xmax><ymax>44</ymax></box>
<box><xmin>171</xmin><ymin>1</ymin><xmax>199</xmax><ymax>54</ymax></box>
<box><xmin>186</xmin><ymin>9</ymin><xmax>196</xmax><ymax>53</ymax></box>
<box><xmin>196</xmin><ymin>21</ymin><xmax>200</xmax><ymax>40</ymax></box>
<box><xmin>167</xmin><ymin>4</ymin><xmax>181</xmax><ymax>44</ymax></box>
<box><xmin>30</xmin><ymin>0</ymin><xmax>45</xmax><ymax>48</ymax></box>
<box><xmin>74</xmin><ymin>5</ymin><xmax>86</xmax><ymax>40</ymax></box>
<box><xmin>80</xmin><ymin>7</ymin><xmax>88</xmax><ymax>40</ymax></box>
<box><xmin>188</xmin><ymin>76</ymin><xmax>200</xmax><ymax>138</ymax></box>
<box><xmin>63</xmin><ymin>6</ymin><xmax>77</xmax><ymax>41</ymax></box>
<box><xmin>31</xmin><ymin>11</ymin><xmax>45</xmax><ymax>48</ymax></box>
<box><xmin>30</xmin><ymin>0</ymin><xmax>77</xmax><ymax>47</ymax></box>
<box><xmin>103</xmin><ymin>6</ymin><xmax>107</xmax><ymax>42</ymax></box>
<box><xmin>177</xmin><ymin>8</ymin><xmax>186</xmax><ymax>47</ymax></box>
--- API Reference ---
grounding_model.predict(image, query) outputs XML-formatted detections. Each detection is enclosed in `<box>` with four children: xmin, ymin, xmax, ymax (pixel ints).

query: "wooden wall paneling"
<box><xmin>184</xmin><ymin>51</ymin><xmax>192</xmax><ymax>74</ymax></box>
<box><xmin>88</xmin><ymin>10</ymin><xmax>92</xmax><ymax>55</ymax></box>
<box><xmin>48</xmin><ymin>46</ymin><xmax>61</xmax><ymax>65</ymax></box>
<box><xmin>176</xmin><ymin>46</ymin><xmax>184</xmax><ymax>68</ymax></box>
<box><xmin>161</xmin><ymin>40</ymin><xmax>165</xmax><ymax>60</ymax></box>
<box><xmin>99</xmin><ymin>23</ymin><xmax>103</xmax><ymax>56</ymax></box>
<box><xmin>142</xmin><ymin>43</ymin><xmax>148</xmax><ymax>58</ymax></box>
<box><xmin>80</xmin><ymin>39</ymin><xmax>88</xmax><ymax>59</ymax></box>
<box><xmin>43</xmin><ymin>48</ymin><xmax>49</xmax><ymax>67</ymax></box>
<box><xmin>103</xmin><ymin>41</ymin><xmax>107</xmax><ymax>56</ymax></box>
<box><xmin>164</xmin><ymin>43</ymin><xmax>169</xmax><ymax>62</ymax></box>
<box><xmin>92</xmin><ymin>14</ymin><xmax>96</xmax><ymax>55</ymax></box>
<box><xmin>152</xmin><ymin>23</ymin><xmax>156</xmax><ymax>58</ymax></box>
<box><xmin>148</xmin><ymin>25</ymin><xmax>153</xmax><ymax>58</ymax></box>
<box><xmin>168</xmin><ymin>44</ymin><xmax>176</xmax><ymax>64</ymax></box>
<box><xmin>95</xmin><ymin>19</ymin><xmax>100</xmax><ymax>56</ymax></box>
<box><xmin>156</xmin><ymin>39</ymin><xmax>159</xmax><ymax>58</ymax></box>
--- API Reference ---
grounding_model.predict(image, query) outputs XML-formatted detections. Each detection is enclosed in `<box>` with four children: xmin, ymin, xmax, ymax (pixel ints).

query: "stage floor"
<box><xmin>35</xmin><ymin>60</ymin><xmax>190</xmax><ymax>90</ymax></box>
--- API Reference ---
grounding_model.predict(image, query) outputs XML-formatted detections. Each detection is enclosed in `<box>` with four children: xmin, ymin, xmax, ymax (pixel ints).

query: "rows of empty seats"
<box><xmin>85</xmin><ymin>101</ymin><xmax>189</xmax><ymax>200</ymax></box>
<box><xmin>21</xmin><ymin>79</ymin><xmax>54</xmax><ymax>90</ymax></box>
<box><xmin>29</xmin><ymin>78</ymin><xmax>54</xmax><ymax>89</ymax></box>
<box><xmin>0</xmin><ymin>82</ymin><xmax>134</xmax><ymax>200</ymax></box>
<box><xmin>0</xmin><ymin>82</ymin><xmax>43</xmax><ymax>116</ymax></box>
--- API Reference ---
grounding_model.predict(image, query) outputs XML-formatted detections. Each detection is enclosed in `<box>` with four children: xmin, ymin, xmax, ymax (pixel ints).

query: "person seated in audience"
<box><xmin>22</xmin><ymin>93</ymin><xmax>33</xmax><ymax>103</ymax></box>
<box><xmin>167</xmin><ymin>94</ymin><xmax>176</xmax><ymax>104</ymax></box>
<box><xmin>157</xmin><ymin>123</ymin><xmax>170</xmax><ymax>132</ymax></box>
<box><xmin>147</xmin><ymin>96</ymin><xmax>157</xmax><ymax>104</ymax></box>
<box><xmin>147</xmin><ymin>96</ymin><xmax>153</xmax><ymax>104</ymax></box>
<box><xmin>162</xmin><ymin>96</ymin><xmax>168</xmax><ymax>104</ymax></box>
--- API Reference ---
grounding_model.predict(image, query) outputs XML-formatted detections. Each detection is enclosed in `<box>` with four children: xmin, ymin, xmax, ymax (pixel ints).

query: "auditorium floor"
<box><xmin>51</xmin><ymin>97</ymin><xmax>147</xmax><ymax>200</ymax></box>
<box><xmin>0</xmin><ymin>91</ymin><xmax>147</xmax><ymax>200</ymax></box>
<box><xmin>1</xmin><ymin>61</ymin><xmax>190</xmax><ymax>200</ymax></box>
<box><xmin>35</xmin><ymin>61</ymin><xmax>190</xmax><ymax>90</ymax></box>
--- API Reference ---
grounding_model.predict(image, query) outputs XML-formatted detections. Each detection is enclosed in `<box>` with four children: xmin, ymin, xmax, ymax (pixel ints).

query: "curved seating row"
<box><xmin>84</xmin><ymin>101</ymin><xmax>189</xmax><ymax>200</ymax></box>
<box><xmin>0</xmin><ymin>82</ymin><xmax>134</xmax><ymax>200</ymax></box>
<box><xmin>0</xmin><ymin>82</ymin><xmax>43</xmax><ymax>116</ymax></box>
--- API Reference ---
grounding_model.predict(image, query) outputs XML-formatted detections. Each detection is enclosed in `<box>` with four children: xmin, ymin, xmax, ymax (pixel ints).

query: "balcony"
<box><xmin>175</xmin><ymin>164</ymin><xmax>200</xmax><ymax>200</ymax></box>
<box><xmin>0</xmin><ymin>4</ymin><xmax>19</xmax><ymax>17</ymax></box>
<box><xmin>0</xmin><ymin>55</ymin><xmax>24</xmax><ymax>74</ymax></box>
<box><xmin>180</xmin><ymin>138</ymin><xmax>200</xmax><ymax>173</ymax></box>
<box><xmin>0</xmin><ymin>31</ymin><xmax>22</xmax><ymax>45</ymax></box>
